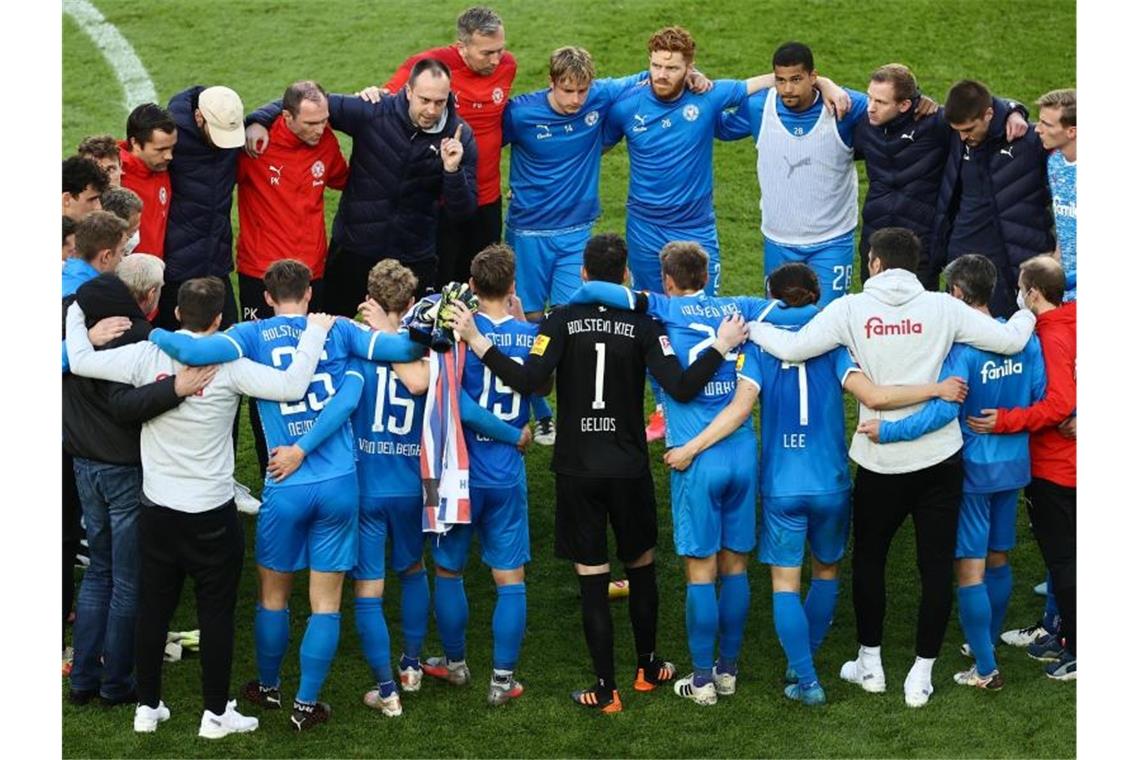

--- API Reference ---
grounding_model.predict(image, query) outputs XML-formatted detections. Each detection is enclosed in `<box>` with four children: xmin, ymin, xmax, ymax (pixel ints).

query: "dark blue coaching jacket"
<box><xmin>248</xmin><ymin>89</ymin><xmax>477</xmax><ymax>264</ymax></box>
<box><xmin>164</xmin><ymin>86</ymin><xmax>241</xmax><ymax>282</ymax></box>
<box><xmin>931</xmin><ymin>97</ymin><xmax>1054</xmax><ymax>297</ymax></box>
<box><xmin>854</xmin><ymin>99</ymin><xmax>951</xmax><ymax>286</ymax></box>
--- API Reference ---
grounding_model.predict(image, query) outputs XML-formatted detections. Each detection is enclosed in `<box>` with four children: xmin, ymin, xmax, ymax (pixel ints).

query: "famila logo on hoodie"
<box><xmin>980</xmin><ymin>358</ymin><xmax>1023</xmax><ymax>384</ymax></box>
<box><xmin>864</xmin><ymin>316</ymin><xmax>923</xmax><ymax>339</ymax></box>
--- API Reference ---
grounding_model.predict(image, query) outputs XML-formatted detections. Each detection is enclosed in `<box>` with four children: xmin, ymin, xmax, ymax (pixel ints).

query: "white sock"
<box><xmin>859</xmin><ymin>645</ymin><xmax>882</xmax><ymax>664</ymax></box>
<box><xmin>908</xmin><ymin>656</ymin><xmax>935</xmax><ymax>682</ymax></box>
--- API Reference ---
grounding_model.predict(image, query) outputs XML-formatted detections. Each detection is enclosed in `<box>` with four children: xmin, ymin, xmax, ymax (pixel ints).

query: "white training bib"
<box><xmin>755</xmin><ymin>91</ymin><xmax>858</xmax><ymax>246</ymax></box>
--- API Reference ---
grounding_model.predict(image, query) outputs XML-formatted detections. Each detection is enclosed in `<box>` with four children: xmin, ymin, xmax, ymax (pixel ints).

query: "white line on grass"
<box><xmin>63</xmin><ymin>0</ymin><xmax>157</xmax><ymax>111</ymax></box>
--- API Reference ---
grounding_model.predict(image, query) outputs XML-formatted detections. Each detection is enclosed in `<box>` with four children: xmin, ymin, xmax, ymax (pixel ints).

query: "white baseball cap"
<box><xmin>197</xmin><ymin>86</ymin><xmax>245</xmax><ymax>149</ymax></box>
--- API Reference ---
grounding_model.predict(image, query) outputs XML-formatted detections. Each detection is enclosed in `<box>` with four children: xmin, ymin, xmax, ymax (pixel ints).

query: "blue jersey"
<box><xmin>350</xmin><ymin>355</ymin><xmax>426</xmax><ymax>499</ymax></box>
<box><xmin>604</xmin><ymin>80</ymin><xmax>749</xmax><ymax>223</ymax></box>
<box><xmin>1047</xmin><ymin>151</ymin><xmax>1076</xmax><ymax>301</ymax></box>
<box><xmin>879</xmin><ymin>335</ymin><xmax>1046</xmax><ymax>493</ymax></box>
<box><xmin>224</xmin><ymin>316</ymin><xmax>358</xmax><ymax>486</ymax></box>
<box><xmin>461</xmin><ymin>313</ymin><xmax>537</xmax><ymax>487</ymax></box>
<box><xmin>750</xmin><ymin>330</ymin><xmax>857</xmax><ymax>499</ymax></box>
<box><xmin>644</xmin><ymin>291</ymin><xmax>757</xmax><ymax>449</ymax></box>
<box><xmin>716</xmin><ymin>88</ymin><xmax>868</xmax><ymax>147</ymax></box>
<box><xmin>503</xmin><ymin>74</ymin><xmax>645</xmax><ymax>231</ymax></box>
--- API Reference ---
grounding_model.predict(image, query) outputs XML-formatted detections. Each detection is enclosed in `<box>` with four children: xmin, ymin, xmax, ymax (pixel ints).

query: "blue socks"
<box><xmin>434</xmin><ymin>575</ymin><xmax>469</xmax><ymax>662</ymax></box>
<box><xmin>958</xmin><ymin>583</ymin><xmax>995</xmax><ymax>676</ymax></box>
<box><xmin>400</xmin><ymin>569</ymin><xmax>430</xmax><ymax>662</ymax></box>
<box><xmin>254</xmin><ymin>605</ymin><xmax>290</xmax><ymax>689</ymax></box>
<box><xmin>355</xmin><ymin>597</ymin><xmax>393</xmax><ymax>685</ymax></box>
<box><xmin>297</xmin><ymin>612</ymin><xmax>341</xmax><ymax>704</ymax></box>
<box><xmin>773</xmin><ymin>591</ymin><xmax>817</xmax><ymax>686</ymax></box>
<box><xmin>1043</xmin><ymin>572</ymin><xmax>1060</xmax><ymax>634</ymax></box>
<box><xmin>685</xmin><ymin>582</ymin><xmax>717</xmax><ymax>684</ymax></box>
<box><xmin>716</xmin><ymin>573</ymin><xmax>750</xmax><ymax>670</ymax></box>
<box><xmin>491</xmin><ymin>583</ymin><xmax>527</xmax><ymax>671</ymax></box>
<box><xmin>803</xmin><ymin>578</ymin><xmax>839</xmax><ymax>654</ymax></box>
<box><xmin>984</xmin><ymin>563</ymin><xmax>1013</xmax><ymax>644</ymax></box>
<box><xmin>531</xmin><ymin>396</ymin><xmax>553</xmax><ymax>422</ymax></box>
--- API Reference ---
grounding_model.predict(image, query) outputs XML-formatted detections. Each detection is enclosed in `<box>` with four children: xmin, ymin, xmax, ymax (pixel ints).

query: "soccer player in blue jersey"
<box><xmin>716</xmin><ymin>41</ymin><xmax>871</xmax><ymax>307</ymax></box>
<box><xmin>858</xmin><ymin>255</ymin><xmax>1046</xmax><ymax>691</ymax></box>
<box><xmin>146</xmin><ymin>259</ymin><xmax>425</xmax><ymax>730</ymax></box>
<box><xmin>341</xmin><ymin>260</ymin><xmax>530</xmax><ymax>716</ymax></box>
<box><xmin>664</xmin><ymin>263</ymin><xmax>968</xmax><ymax>706</ymax></box>
<box><xmin>603</xmin><ymin>27</ymin><xmax>848</xmax><ymax>440</ymax></box>
<box><xmin>1035</xmin><ymin>89</ymin><xmax>1076</xmax><ymax>300</ymax></box>
<box><xmin>420</xmin><ymin>244</ymin><xmax>536</xmax><ymax>706</ymax></box>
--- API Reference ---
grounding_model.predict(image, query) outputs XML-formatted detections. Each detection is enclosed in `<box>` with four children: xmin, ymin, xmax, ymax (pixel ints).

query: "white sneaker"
<box><xmin>134</xmin><ymin>701</ymin><xmax>170</xmax><ymax>733</ymax></box>
<box><xmin>233</xmin><ymin>479</ymin><xmax>261</xmax><ymax>515</ymax></box>
<box><xmin>199</xmin><ymin>699</ymin><xmax>259</xmax><ymax>739</ymax></box>
<box><xmin>533</xmin><ymin>417</ymin><xmax>556</xmax><ymax>446</ymax></box>
<box><xmin>839</xmin><ymin>654</ymin><xmax>886</xmax><ymax>693</ymax></box>
<box><xmin>1000</xmin><ymin>622</ymin><xmax>1048</xmax><ymax>647</ymax></box>
<box><xmin>363</xmin><ymin>688</ymin><xmax>403</xmax><ymax>717</ymax></box>
<box><xmin>712</xmin><ymin>666</ymin><xmax>737</xmax><ymax>696</ymax></box>
<box><xmin>673</xmin><ymin>673</ymin><xmax>717</xmax><ymax>706</ymax></box>
<box><xmin>903</xmin><ymin>666</ymin><xmax>934</xmax><ymax>708</ymax></box>
<box><xmin>399</xmin><ymin>662</ymin><xmax>423</xmax><ymax>692</ymax></box>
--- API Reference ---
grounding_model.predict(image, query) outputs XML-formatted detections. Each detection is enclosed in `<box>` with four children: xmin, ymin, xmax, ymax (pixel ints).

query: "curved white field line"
<box><xmin>63</xmin><ymin>0</ymin><xmax>157</xmax><ymax>110</ymax></box>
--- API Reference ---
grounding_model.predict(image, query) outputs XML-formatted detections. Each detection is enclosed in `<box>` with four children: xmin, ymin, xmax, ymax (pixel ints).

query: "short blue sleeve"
<box><xmin>735</xmin><ymin>342</ymin><xmax>763</xmax><ymax>391</ymax></box>
<box><xmin>716</xmin><ymin>90</ymin><xmax>764</xmax><ymax>142</ymax></box>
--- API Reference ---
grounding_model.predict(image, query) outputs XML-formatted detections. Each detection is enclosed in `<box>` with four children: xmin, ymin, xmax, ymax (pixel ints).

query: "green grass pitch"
<box><xmin>63</xmin><ymin>1</ymin><xmax>1075</xmax><ymax>756</ymax></box>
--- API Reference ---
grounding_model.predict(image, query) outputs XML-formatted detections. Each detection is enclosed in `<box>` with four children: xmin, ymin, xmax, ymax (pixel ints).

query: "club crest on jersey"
<box><xmin>683</xmin><ymin>104</ymin><xmax>699</xmax><ymax>121</ymax></box>
<box><xmin>531</xmin><ymin>334</ymin><xmax>550</xmax><ymax>356</ymax></box>
<box><xmin>584</xmin><ymin>110</ymin><xmax>599</xmax><ymax>127</ymax></box>
<box><xmin>980</xmin><ymin>358</ymin><xmax>1023</xmax><ymax>383</ymax></box>
<box><xmin>864</xmin><ymin>316</ymin><xmax>923</xmax><ymax>338</ymax></box>
<box><xmin>310</xmin><ymin>160</ymin><xmax>325</xmax><ymax>178</ymax></box>
<box><xmin>659</xmin><ymin>335</ymin><xmax>675</xmax><ymax>356</ymax></box>
<box><xmin>158</xmin><ymin>187</ymin><xmax>168</xmax><ymax>205</ymax></box>
<box><xmin>492</xmin><ymin>87</ymin><xmax>504</xmax><ymax>104</ymax></box>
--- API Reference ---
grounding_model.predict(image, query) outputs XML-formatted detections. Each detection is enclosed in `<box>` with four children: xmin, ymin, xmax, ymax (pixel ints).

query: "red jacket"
<box><xmin>235</xmin><ymin>117</ymin><xmax>348</xmax><ymax>279</ymax></box>
<box><xmin>383</xmin><ymin>45</ymin><xmax>516</xmax><ymax>206</ymax></box>
<box><xmin>993</xmin><ymin>301</ymin><xmax>1076</xmax><ymax>487</ymax></box>
<box><xmin>119</xmin><ymin>142</ymin><xmax>171</xmax><ymax>259</ymax></box>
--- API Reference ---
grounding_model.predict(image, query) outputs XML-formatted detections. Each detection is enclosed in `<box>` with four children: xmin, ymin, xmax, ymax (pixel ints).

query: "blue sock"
<box><xmin>400</xmin><ymin>569</ymin><xmax>430</xmax><ymax>661</ymax></box>
<box><xmin>716</xmin><ymin>573</ymin><xmax>750</xmax><ymax>670</ymax></box>
<box><xmin>958</xmin><ymin>583</ymin><xmax>996</xmax><ymax>676</ymax></box>
<box><xmin>772</xmin><ymin>591</ymin><xmax>817</xmax><ymax>686</ymax></box>
<box><xmin>803</xmin><ymin>578</ymin><xmax>840</xmax><ymax>654</ymax></box>
<box><xmin>354</xmin><ymin>597</ymin><xmax>393</xmax><ymax>685</ymax></box>
<box><xmin>491</xmin><ymin>583</ymin><xmax>527</xmax><ymax>671</ymax></box>
<box><xmin>253</xmin><ymin>605</ymin><xmax>289</xmax><ymax>689</ymax></box>
<box><xmin>531</xmin><ymin>396</ymin><xmax>553</xmax><ymax>422</ymax></box>
<box><xmin>984</xmin><ymin>564</ymin><xmax>1013</xmax><ymax>645</ymax></box>
<box><xmin>378</xmin><ymin>680</ymin><xmax>397</xmax><ymax>698</ymax></box>
<box><xmin>1043</xmin><ymin>572</ymin><xmax>1060</xmax><ymax>634</ymax></box>
<box><xmin>685</xmin><ymin>582</ymin><xmax>717</xmax><ymax>684</ymax></box>
<box><xmin>296</xmin><ymin>612</ymin><xmax>341</xmax><ymax>704</ymax></box>
<box><xmin>434</xmin><ymin>575</ymin><xmax>468</xmax><ymax>662</ymax></box>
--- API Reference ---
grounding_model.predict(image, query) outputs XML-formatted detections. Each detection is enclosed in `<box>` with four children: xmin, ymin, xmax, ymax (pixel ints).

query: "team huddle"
<box><xmin>61</xmin><ymin>4</ymin><xmax>1076</xmax><ymax>743</ymax></box>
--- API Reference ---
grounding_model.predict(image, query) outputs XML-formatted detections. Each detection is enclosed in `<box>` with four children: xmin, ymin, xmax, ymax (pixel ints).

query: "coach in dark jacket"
<box><xmin>931</xmin><ymin>82</ymin><xmax>1054</xmax><ymax>317</ymax></box>
<box><xmin>64</xmin><ymin>264</ymin><xmax>204</xmax><ymax>705</ymax></box>
<box><xmin>855</xmin><ymin>65</ymin><xmax>1030</xmax><ymax>288</ymax></box>
<box><xmin>246</xmin><ymin>58</ymin><xmax>478</xmax><ymax>314</ymax></box>
<box><xmin>159</xmin><ymin>85</ymin><xmax>246</xmax><ymax>329</ymax></box>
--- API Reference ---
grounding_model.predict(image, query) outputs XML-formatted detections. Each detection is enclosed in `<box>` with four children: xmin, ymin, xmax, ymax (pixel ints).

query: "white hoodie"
<box><xmin>748</xmin><ymin>268</ymin><xmax>1036</xmax><ymax>474</ymax></box>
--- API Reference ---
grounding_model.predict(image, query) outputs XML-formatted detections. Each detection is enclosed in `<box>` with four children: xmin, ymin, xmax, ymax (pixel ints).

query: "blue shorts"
<box><xmin>763</xmin><ymin>232</ymin><xmax>855</xmax><ymax>307</ymax></box>
<box><xmin>670</xmin><ymin>449</ymin><xmax>757</xmax><ymax>558</ymax></box>
<box><xmin>353</xmin><ymin>494</ymin><xmax>424</xmax><ymax>580</ymax></box>
<box><xmin>430</xmin><ymin>480</ymin><xmax>530</xmax><ymax>572</ymax></box>
<box><xmin>256</xmin><ymin>471</ymin><xmax>359</xmax><ymax>573</ymax></box>
<box><xmin>508</xmin><ymin>223</ymin><xmax>592</xmax><ymax>314</ymax></box>
<box><xmin>956</xmin><ymin>489</ymin><xmax>1019</xmax><ymax>559</ymax></box>
<box><xmin>626</xmin><ymin>217</ymin><xmax>721</xmax><ymax>295</ymax></box>
<box><xmin>759</xmin><ymin>490</ymin><xmax>851</xmax><ymax>567</ymax></box>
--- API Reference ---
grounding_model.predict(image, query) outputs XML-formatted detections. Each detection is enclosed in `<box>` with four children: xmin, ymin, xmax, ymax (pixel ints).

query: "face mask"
<box><xmin>1016</xmin><ymin>289</ymin><xmax>1028</xmax><ymax>311</ymax></box>
<box><xmin>124</xmin><ymin>230</ymin><xmax>141</xmax><ymax>256</ymax></box>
